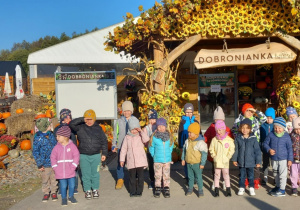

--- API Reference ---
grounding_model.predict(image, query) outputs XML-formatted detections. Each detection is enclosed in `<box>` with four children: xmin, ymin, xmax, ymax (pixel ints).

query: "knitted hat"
<box><xmin>286</xmin><ymin>106</ymin><xmax>298</xmax><ymax>117</ymax></box>
<box><xmin>128</xmin><ymin>117</ymin><xmax>140</xmax><ymax>130</ymax></box>
<box><xmin>184</xmin><ymin>103</ymin><xmax>194</xmax><ymax>113</ymax></box>
<box><xmin>265</xmin><ymin>107</ymin><xmax>276</xmax><ymax>119</ymax></box>
<box><xmin>148</xmin><ymin>109</ymin><xmax>158</xmax><ymax>119</ymax></box>
<box><xmin>122</xmin><ymin>101</ymin><xmax>134</xmax><ymax>113</ymax></box>
<box><xmin>84</xmin><ymin>109</ymin><xmax>96</xmax><ymax>121</ymax></box>
<box><xmin>240</xmin><ymin>118</ymin><xmax>252</xmax><ymax>128</ymax></box>
<box><xmin>188</xmin><ymin>122</ymin><xmax>200</xmax><ymax>135</ymax></box>
<box><xmin>292</xmin><ymin>117</ymin><xmax>300</xmax><ymax>129</ymax></box>
<box><xmin>60</xmin><ymin>108</ymin><xmax>72</xmax><ymax>122</ymax></box>
<box><xmin>274</xmin><ymin>117</ymin><xmax>286</xmax><ymax>129</ymax></box>
<box><xmin>156</xmin><ymin>118</ymin><xmax>167</xmax><ymax>127</ymax></box>
<box><xmin>241</xmin><ymin>103</ymin><xmax>254</xmax><ymax>114</ymax></box>
<box><xmin>36</xmin><ymin>118</ymin><xmax>51</xmax><ymax>132</ymax></box>
<box><xmin>213</xmin><ymin>106</ymin><xmax>225</xmax><ymax>120</ymax></box>
<box><xmin>215</xmin><ymin>120</ymin><xmax>226</xmax><ymax>131</ymax></box>
<box><xmin>57</xmin><ymin>126</ymin><xmax>71</xmax><ymax>138</ymax></box>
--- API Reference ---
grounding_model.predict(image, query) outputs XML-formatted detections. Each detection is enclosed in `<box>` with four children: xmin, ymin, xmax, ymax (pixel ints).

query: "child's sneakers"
<box><xmin>254</xmin><ymin>179</ymin><xmax>260</xmax><ymax>189</ymax></box>
<box><xmin>92</xmin><ymin>190</ymin><xmax>99</xmax><ymax>199</ymax></box>
<box><xmin>198</xmin><ymin>189</ymin><xmax>204</xmax><ymax>197</ymax></box>
<box><xmin>154</xmin><ymin>187</ymin><xmax>161</xmax><ymax>198</ymax></box>
<box><xmin>211</xmin><ymin>183</ymin><xmax>215</xmax><ymax>191</ymax></box>
<box><xmin>261</xmin><ymin>176</ymin><xmax>268</xmax><ymax>185</ymax></box>
<box><xmin>163</xmin><ymin>187</ymin><xmax>170</xmax><ymax>198</ymax></box>
<box><xmin>238</xmin><ymin>188</ymin><xmax>245</xmax><ymax>196</ymax></box>
<box><xmin>85</xmin><ymin>190</ymin><xmax>92</xmax><ymax>200</ymax></box>
<box><xmin>148</xmin><ymin>181</ymin><xmax>154</xmax><ymax>190</ymax></box>
<box><xmin>42</xmin><ymin>193</ymin><xmax>50</xmax><ymax>202</ymax></box>
<box><xmin>68</xmin><ymin>196</ymin><xmax>78</xmax><ymax>204</ymax></box>
<box><xmin>51</xmin><ymin>193</ymin><xmax>58</xmax><ymax>201</ymax></box>
<box><xmin>74</xmin><ymin>189</ymin><xmax>78</xmax><ymax>194</ymax></box>
<box><xmin>269</xmin><ymin>186</ymin><xmax>279</xmax><ymax>194</ymax></box>
<box><xmin>185</xmin><ymin>189</ymin><xmax>193</xmax><ymax>196</ymax></box>
<box><xmin>272</xmin><ymin>189</ymin><xmax>286</xmax><ymax>197</ymax></box>
<box><xmin>249</xmin><ymin>187</ymin><xmax>256</xmax><ymax>196</ymax></box>
<box><xmin>292</xmin><ymin>188</ymin><xmax>298</xmax><ymax>197</ymax></box>
<box><xmin>61</xmin><ymin>198</ymin><xmax>68</xmax><ymax>206</ymax></box>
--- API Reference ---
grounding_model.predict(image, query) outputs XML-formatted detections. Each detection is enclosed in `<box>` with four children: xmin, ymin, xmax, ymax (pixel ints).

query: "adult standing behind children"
<box><xmin>204</xmin><ymin>106</ymin><xmax>233</xmax><ymax>190</ymax></box>
<box><xmin>232</xmin><ymin>103</ymin><xmax>266</xmax><ymax>189</ymax></box>
<box><xmin>69</xmin><ymin>109</ymin><xmax>107</xmax><ymax>200</ymax></box>
<box><xmin>263</xmin><ymin>117</ymin><xmax>293</xmax><ymax>197</ymax></box>
<box><xmin>53</xmin><ymin>109</ymin><xmax>79</xmax><ymax>194</ymax></box>
<box><xmin>51</xmin><ymin>126</ymin><xmax>80</xmax><ymax>206</ymax></box>
<box><xmin>32</xmin><ymin>118</ymin><xmax>58</xmax><ymax>202</ymax></box>
<box><xmin>259</xmin><ymin>107</ymin><xmax>275</xmax><ymax>185</ymax></box>
<box><xmin>112</xmin><ymin>101</ymin><xmax>138</xmax><ymax>190</ymax></box>
<box><xmin>143</xmin><ymin>109</ymin><xmax>158</xmax><ymax>189</ymax></box>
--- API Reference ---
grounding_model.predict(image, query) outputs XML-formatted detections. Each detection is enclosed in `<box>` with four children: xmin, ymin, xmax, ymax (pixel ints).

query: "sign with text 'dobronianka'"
<box><xmin>194</xmin><ymin>42</ymin><xmax>296</xmax><ymax>69</ymax></box>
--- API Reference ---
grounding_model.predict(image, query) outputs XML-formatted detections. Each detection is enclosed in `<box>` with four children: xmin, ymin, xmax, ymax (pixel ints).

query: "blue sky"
<box><xmin>0</xmin><ymin>0</ymin><xmax>155</xmax><ymax>51</ymax></box>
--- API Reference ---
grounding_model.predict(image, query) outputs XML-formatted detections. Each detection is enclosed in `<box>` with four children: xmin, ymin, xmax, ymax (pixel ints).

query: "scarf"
<box><xmin>275</xmin><ymin>131</ymin><xmax>285</xmax><ymax>137</ymax></box>
<box><xmin>154</xmin><ymin>131</ymin><xmax>170</xmax><ymax>142</ymax></box>
<box><xmin>216</xmin><ymin>131</ymin><xmax>228</xmax><ymax>140</ymax></box>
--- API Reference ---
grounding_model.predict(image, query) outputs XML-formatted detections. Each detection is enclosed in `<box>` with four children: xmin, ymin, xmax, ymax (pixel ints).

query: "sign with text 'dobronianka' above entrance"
<box><xmin>194</xmin><ymin>42</ymin><xmax>297</xmax><ymax>69</ymax></box>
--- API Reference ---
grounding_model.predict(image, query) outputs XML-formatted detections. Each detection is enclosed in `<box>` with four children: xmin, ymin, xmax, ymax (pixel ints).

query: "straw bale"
<box><xmin>5</xmin><ymin>113</ymin><xmax>36</xmax><ymax>136</ymax></box>
<box><xmin>10</xmin><ymin>95</ymin><xmax>43</xmax><ymax>116</ymax></box>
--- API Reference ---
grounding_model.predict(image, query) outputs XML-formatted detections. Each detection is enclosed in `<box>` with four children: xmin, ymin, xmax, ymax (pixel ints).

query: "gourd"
<box><xmin>8</xmin><ymin>149</ymin><xmax>19</xmax><ymax>158</ymax></box>
<box><xmin>238</xmin><ymin>74</ymin><xmax>249</xmax><ymax>83</ymax></box>
<box><xmin>256</xmin><ymin>81</ymin><xmax>267</xmax><ymax>89</ymax></box>
<box><xmin>2</xmin><ymin>112</ymin><xmax>11</xmax><ymax>119</ymax></box>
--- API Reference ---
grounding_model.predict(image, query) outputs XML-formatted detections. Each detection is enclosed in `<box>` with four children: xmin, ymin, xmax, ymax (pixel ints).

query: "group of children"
<box><xmin>32</xmin><ymin>100</ymin><xmax>300</xmax><ymax>205</ymax></box>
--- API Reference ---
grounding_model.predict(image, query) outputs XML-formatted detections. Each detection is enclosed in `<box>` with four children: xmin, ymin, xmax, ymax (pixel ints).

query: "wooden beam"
<box><xmin>297</xmin><ymin>52</ymin><xmax>300</xmax><ymax>77</ymax></box>
<box><xmin>154</xmin><ymin>34</ymin><xmax>202</xmax><ymax>87</ymax></box>
<box><xmin>274</xmin><ymin>31</ymin><xmax>300</xmax><ymax>51</ymax></box>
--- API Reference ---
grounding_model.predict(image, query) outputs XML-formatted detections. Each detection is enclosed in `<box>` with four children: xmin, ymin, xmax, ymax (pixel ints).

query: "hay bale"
<box><xmin>10</xmin><ymin>95</ymin><xmax>43</xmax><ymax>116</ymax></box>
<box><xmin>5</xmin><ymin>113</ymin><xmax>36</xmax><ymax>136</ymax></box>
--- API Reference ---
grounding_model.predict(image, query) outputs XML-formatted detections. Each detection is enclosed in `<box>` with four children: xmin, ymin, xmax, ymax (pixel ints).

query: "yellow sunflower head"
<box><xmin>147</xmin><ymin>67</ymin><xmax>154</xmax><ymax>73</ymax></box>
<box><xmin>293</xmin><ymin>101</ymin><xmax>300</xmax><ymax>109</ymax></box>
<box><xmin>163</xmin><ymin>99</ymin><xmax>171</xmax><ymax>106</ymax></box>
<box><xmin>181</xmin><ymin>92</ymin><xmax>190</xmax><ymax>100</ymax></box>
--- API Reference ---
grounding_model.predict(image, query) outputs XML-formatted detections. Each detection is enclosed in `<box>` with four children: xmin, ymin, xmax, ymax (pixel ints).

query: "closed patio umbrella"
<box><xmin>15</xmin><ymin>64</ymin><xmax>24</xmax><ymax>99</ymax></box>
<box><xmin>4</xmin><ymin>72</ymin><xmax>11</xmax><ymax>96</ymax></box>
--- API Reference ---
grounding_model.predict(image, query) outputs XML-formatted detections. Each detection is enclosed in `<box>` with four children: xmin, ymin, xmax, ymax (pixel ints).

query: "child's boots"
<box><xmin>154</xmin><ymin>187</ymin><xmax>161</xmax><ymax>198</ymax></box>
<box><xmin>214</xmin><ymin>187</ymin><xmax>219</xmax><ymax>197</ymax></box>
<box><xmin>163</xmin><ymin>187</ymin><xmax>170</xmax><ymax>198</ymax></box>
<box><xmin>225</xmin><ymin>187</ymin><xmax>232</xmax><ymax>197</ymax></box>
<box><xmin>254</xmin><ymin>179</ymin><xmax>260</xmax><ymax>189</ymax></box>
<box><xmin>115</xmin><ymin>179</ymin><xmax>124</xmax><ymax>190</ymax></box>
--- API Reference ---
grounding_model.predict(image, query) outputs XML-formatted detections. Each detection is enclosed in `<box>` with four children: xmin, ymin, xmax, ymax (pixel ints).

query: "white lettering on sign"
<box><xmin>194</xmin><ymin>42</ymin><xmax>296</xmax><ymax>69</ymax></box>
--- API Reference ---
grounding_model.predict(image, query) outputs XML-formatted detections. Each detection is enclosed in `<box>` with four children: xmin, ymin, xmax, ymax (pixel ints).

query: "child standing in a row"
<box><xmin>209</xmin><ymin>120</ymin><xmax>235</xmax><ymax>197</ymax></box>
<box><xmin>290</xmin><ymin>117</ymin><xmax>300</xmax><ymax>196</ymax></box>
<box><xmin>182</xmin><ymin>123</ymin><xmax>207</xmax><ymax>197</ymax></box>
<box><xmin>120</xmin><ymin>117</ymin><xmax>149</xmax><ymax>197</ymax></box>
<box><xmin>232</xmin><ymin>119</ymin><xmax>261</xmax><ymax>196</ymax></box>
<box><xmin>149</xmin><ymin>118</ymin><xmax>173</xmax><ymax>198</ymax></box>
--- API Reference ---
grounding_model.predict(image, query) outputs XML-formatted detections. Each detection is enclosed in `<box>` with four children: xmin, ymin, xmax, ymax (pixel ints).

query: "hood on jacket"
<box><xmin>182</xmin><ymin>115</ymin><xmax>195</xmax><ymax>121</ymax></box>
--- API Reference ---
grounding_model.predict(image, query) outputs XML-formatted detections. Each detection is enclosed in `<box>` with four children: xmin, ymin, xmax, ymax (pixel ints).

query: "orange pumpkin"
<box><xmin>265</xmin><ymin>76</ymin><xmax>272</xmax><ymax>84</ymax></box>
<box><xmin>100</xmin><ymin>124</ymin><xmax>106</xmax><ymax>132</ymax></box>
<box><xmin>2</xmin><ymin>112</ymin><xmax>11</xmax><ymax>119</ymax></box>
<box><xmin>35</xmin><ymin>114</ymin><xmax>47</xmax><ymax>119</ymax></box>
<box><xmin>0</xmin><ymin>123</ymin><xmax>6</xmax><ymax>130</ymax></box>
<box><xmin>256</xmin><ymin>81</ymin><xmax>267</xmax><ymax>89</ymax></box>
<box><xmin>0</xmin><ymin>144</ymin><xmax>9</xmax><ymax>156</ymax></box>
<box><xmin>45</xmin><ymin>110</ymin><xmax>53</xmax><ymax>118</ymax></box>
<box><xmin>30</xmin><ymin>129</ymin><xmax>34</xmax><ymax>134</ymax></box>
<box><xmin>16</xmin><ymin>108</ymin><xmax>24</xmax><ymax>114</ymax></box>
<box><xmin>238</xmin><ymin>74</ymin><xmax>249</xmax><ymax>83</ymax></box>
<box><xmin>20</xmin><ymin>140</ymin><xmax>31</xmax><ymax>150</ymax></box>
<box><xmin>0</xmin><ymin>113</ymin><xmax>2</xmax><ymax>119</ymax></box>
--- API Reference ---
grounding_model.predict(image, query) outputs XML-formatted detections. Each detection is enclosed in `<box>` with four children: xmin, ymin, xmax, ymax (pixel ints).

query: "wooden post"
<box><xmin>153</xmin><ymin>38</ymin><xmax>165</xmax><ymax>93</ymax></box>
<box><xmin>297</xmin><ymin>52</ymin><xmax>300</xmax><ymax>76</ymax></box>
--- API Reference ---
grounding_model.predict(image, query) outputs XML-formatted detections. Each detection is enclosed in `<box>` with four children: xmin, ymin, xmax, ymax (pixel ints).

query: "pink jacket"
<box><xmin>50</xmin><ymin>140</ymin><xmax>80</xmax><ymax>179</ymax></box>
<box><xmin>120</xmin><ymin>130</ymin><xmax>149</xmax><ymax>169</ymax></box>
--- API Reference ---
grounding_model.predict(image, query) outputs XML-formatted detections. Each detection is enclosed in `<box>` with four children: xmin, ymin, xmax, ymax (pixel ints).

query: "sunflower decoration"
<box><xmin>181</xmin><ymin>92</ymin><xmax>190</xmax><ymax>100</ymax></box>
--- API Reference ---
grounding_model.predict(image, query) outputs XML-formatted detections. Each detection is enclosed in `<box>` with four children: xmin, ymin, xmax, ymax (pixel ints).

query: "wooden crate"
<box><xmin>32</xmin><ymin>77</ymin><xmax>55</xmax><ymax>95</ymax></box>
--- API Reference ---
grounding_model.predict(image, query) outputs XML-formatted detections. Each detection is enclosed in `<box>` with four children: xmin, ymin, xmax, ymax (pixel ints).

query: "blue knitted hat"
<box><xmin>265</xmin><ymin>107</ymin><xmax>276</xmax><ymax>119</ymax></box>
<box><xmin>148</xmin><ymin>109</ymin><xmax>158</xmax><ymax>119</ymax></box>
<box><xmin>286</xmin><ymin>106</ymin><xmax>298</xmax><ymax>117</ymax></box>
<box><xmin>273</xmin><ymin>117</ymin><xmax>286</xmax><ymax>129</ymax></box>
<box><xmin>156</xmin><ymin>118</ymin><xmax>167</xmax><ymax>127</ymax></box>
<box><xmin>240</xmin><ymin>118</ymin><xmax>252</xmax><ymax>128</ymax></box>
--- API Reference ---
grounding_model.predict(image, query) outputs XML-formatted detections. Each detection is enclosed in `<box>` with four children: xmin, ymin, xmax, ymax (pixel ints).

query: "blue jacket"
<box><xmin>149</xmin><ymin>135</ymin><xmax>174</xmax><ymax>163</ymax></box>
<box><xmin>263</xmin><ymin>132</ymin><xmax>293</xmax><ymax>161</ymax></box>
<box><xmin>32</xmin><ymin>131</ymin><xmax>57</xmax><ymax>168</ymax></box>
<box><xmin>178</xmin><ymin>115</ymin><xmax>198</xmax><ymax>148</ymax></box>
<box><xmin>232</xmin><ymin>133</ymin><xmax>262</xmax><ymax>168</ymax></box>
<box><xmin>260</xmin><ymin>122</ymin><xmax>274</xmax><ymax>147</ymax></box>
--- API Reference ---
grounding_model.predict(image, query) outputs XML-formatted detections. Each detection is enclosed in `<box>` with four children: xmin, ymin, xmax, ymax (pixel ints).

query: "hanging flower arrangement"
<box><xmin>276</xmin><ymin>64</ymin><xmax>300</xmax><ymax>118</ymax></box>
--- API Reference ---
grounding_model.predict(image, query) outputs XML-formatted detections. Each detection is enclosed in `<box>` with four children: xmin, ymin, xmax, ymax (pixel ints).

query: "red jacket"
<box><xmin>204</xmin><ymin>123</ymin><xmax>234</xmax><ymax>162</ymax></box>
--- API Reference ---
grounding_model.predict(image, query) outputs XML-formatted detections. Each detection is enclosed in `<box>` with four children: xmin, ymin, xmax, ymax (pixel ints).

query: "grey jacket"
<box><xmin>112</xmin><ymin>115</ymin><xmax>138</xmax><ymax>150</ymax></box>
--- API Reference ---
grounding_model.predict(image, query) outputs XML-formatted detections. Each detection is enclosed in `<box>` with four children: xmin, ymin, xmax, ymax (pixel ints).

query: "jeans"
<box><xmin>59</xmin><ymin>177</ymin><xmax>75</xmax><ymax>199</ymax></box>
<box><xmin>117</xmin><ymin>150</ymin><xmax>124</xmax><ymax>179</ymax></box>
<box><xmin>239</xmin><ymin>167</ymin><xmax>254</xmax><ymax>188</ymax></box>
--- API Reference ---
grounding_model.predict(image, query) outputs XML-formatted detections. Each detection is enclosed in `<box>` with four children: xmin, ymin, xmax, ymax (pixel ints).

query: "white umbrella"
<box><xmin>4</xmin><ymin>72</ymin><xmax>11</xmax><ymax>96</ymax></box>
<box><xmin>15</xmin><ymin>64</ymin><xmax>24</xmax><ymax>99</ymax></box>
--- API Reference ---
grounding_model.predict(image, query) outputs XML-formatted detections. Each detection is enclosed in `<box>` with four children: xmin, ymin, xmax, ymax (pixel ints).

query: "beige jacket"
<box><xmin>209</xmin><ymin>135</ymin><xmax>235</xmax><ymax>168</ymax></box>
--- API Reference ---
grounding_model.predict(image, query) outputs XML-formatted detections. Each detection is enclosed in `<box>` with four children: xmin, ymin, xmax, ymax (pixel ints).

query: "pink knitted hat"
<box><xmin>215</xmin><ymin>120</ymin><xmax>226</xmax><ymax>131</ymax></box>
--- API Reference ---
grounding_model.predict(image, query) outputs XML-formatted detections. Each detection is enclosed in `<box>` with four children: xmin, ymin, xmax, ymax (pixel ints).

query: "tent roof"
<box><xmin>27</xmin><ymin>22</ymin><xmax>139</xmax><ymax>65</ymax></box>
<box><xmin>0</xmin><ymin>61</ymin><xmax>26</xmax><ymax>77</ymax></box>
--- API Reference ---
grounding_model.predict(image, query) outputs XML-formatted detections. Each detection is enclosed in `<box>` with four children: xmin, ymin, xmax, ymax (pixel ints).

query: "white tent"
<box><xmin>27</xmin><ymin>22</ymin><xmax>138</xmax><ymax>65</ymax></box>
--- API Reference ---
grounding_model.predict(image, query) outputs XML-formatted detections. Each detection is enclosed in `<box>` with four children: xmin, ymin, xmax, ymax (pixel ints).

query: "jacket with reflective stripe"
<box><xmin>50</xmin><ymin>140</ymin><xmax>80</xmax><ymax>179</ymax></box>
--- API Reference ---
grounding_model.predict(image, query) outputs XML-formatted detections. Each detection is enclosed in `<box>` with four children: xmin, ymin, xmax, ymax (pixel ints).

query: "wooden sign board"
<box><xmin>194</xmin><ymin>42</ymin><xmax>297</xmax><ymax>69</ymax></box>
